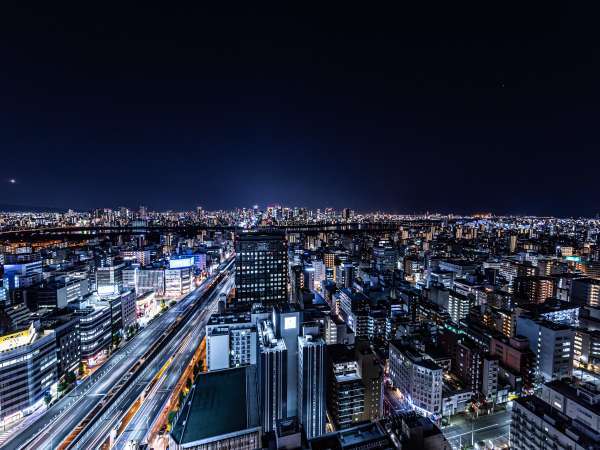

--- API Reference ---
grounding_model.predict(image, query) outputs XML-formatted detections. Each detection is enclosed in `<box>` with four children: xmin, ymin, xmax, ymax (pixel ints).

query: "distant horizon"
<box><xmin>0</xmin><ymin>202</ymin><xmax>597</xmax><ymax>219</ymax></box>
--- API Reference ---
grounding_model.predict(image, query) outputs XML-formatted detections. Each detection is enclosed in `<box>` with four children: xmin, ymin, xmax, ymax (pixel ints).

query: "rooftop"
<box><xmin>170</xmin><ymin>366</ymin><xmax>259</xmax><ymax>446</ymax></box>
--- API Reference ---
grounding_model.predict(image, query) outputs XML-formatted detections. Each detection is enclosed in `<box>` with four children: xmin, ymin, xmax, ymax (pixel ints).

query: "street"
<box><xmin>442</xmin><ymin>408</ymin><xmax>511</xmax><ymax>449</ymax></box>
<box><xmin>2</xmin><ymin>259</ymin><xmax>233</xmax><ymax>450</ymax></box>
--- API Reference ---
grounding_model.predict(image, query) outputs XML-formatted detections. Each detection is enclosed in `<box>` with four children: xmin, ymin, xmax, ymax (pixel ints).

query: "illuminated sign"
<box><xmin>284</xmin><ymin>316</ymin><xmax>297</xmax><ymax>330</ymax></box>
<box><xmin>169</xmin><ymin>257</ymin><xmax>194</xmax><ymax>269</ymax></box>
<box><xmin>0</xmin><ymin>323</ymin><xmax>35</xmax><ymax>351</ymax></box>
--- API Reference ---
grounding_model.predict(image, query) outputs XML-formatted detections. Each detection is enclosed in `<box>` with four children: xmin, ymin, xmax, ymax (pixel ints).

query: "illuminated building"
<box><xmin>297</xmin><ymin>332</ymin><xmax>326</xmax><ymax>438</ymax></box>
<box><xmin>257</xmin><ymin>318</ymin><xmax>287</xmax><ymax>432</ymax></box>
<box><xmin>72</xmin><ymin>296</ymin><xmax>112</xmax><ymax>367</ymax></box>
<box><xmin>0</xmin><ymin>323</ymin><xmax>57</xmax><ymax>428</ymax></box>
<box><xmin>165</xmin><ymin>266</ymin><xmax>192</xmax><ymax>297</ymax></box>
<box><xmin>513</xmin><ymin>276</ymin><xmax>555</xmax><ymax>304</ymax></box>
<box><xmin>516</xmin><ymin>317</ymin><xmax>574</xmax><ymax>382</ymax></box>
<box><xmin>570</xmin><ymin>277</ymin><xmax>600</xmax><ymax>307</ymax></box>
<box><xmin>235</xmin><ymin>232</ymin><xmax>288</xmax><ymax>307</ymax></box>
<box><xmin>96</xmin><ymin>263</ymin><xmax>124</xmax><ymax>297</ymax></box>
<box><xmin>388</xmin><ymin>341</ymin><xmax>442</xmax><ymax>419</ymax></box>
<box><xmin>510</xmin><ymin>389</ymin><xmax>599</xmax><ymax>450</ymax></box>
<box><xmin>206</xmin><ymin>312</ymin><xmax>257</xmax><ymax>371</ymax></box>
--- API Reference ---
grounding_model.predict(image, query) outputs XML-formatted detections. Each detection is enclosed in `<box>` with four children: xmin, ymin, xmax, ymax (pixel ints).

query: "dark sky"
<box><xmin>0</xmin><ymin>5</ymin><xmax>598</xmax><ymax>216</ymax></box>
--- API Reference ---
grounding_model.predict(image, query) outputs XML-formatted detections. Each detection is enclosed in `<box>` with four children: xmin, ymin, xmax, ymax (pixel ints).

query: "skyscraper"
<box><xmin>297</xmin><ymin>331</ymin><xmax>326</xmax><ymax>439</ymax></box>
<box><xmin>235</xmin><ymin>232</ymin><xmax>288</xmax><ymax>306</ymax></box>
<box><xmin>257</xmin><ymin>318</ymin><xmax>287</xmax><ymax>432</ymax></box>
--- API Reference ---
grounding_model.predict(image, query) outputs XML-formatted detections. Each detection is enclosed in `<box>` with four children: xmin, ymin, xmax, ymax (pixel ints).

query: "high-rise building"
<box><xmin>510</xmin><ymin>381</ymin><xmax>600</xmax><ymax>450</ymax></box>
<box><xmin>96</xmin><ymin>263</ymin><xmax>124</xmax><ymax>297</ymax></box>
<box><xmin>235</xmin><ymin>232</ymin><xmax>288</xmax><ymax>306</ymax></box>
<box><xmin>570</xmin><ymin>277</ymin><xmax>600</xmax><ymax>307</ymax></box>
<box><xmin>257</xmin><ymin>318</ymin><xmax>287</xmax><ymax>432</ymax></box>
<box><xmin>0</xmin><ymin>323</ymin><xmax>57</xmax><ymax>427</ymax></box>
<box><xmin>297</xmin><ymin>333</ymin><xmax>326</xmax><ymax>439</ymax></box>
<box><xmin>516</xmin><ymin>317</ymin><xmax>574</xmax><ymax>382</ymax></box>
<box><xmin>514</xmin><ymin>276</ymin><xmax>555</xmax><ymax>304</ymax></box>
<box><xmin>327</xmin><ymin>344</ymin><xmax>366</xmax><ymax>430</ymax></box>
<box><xmin>206</xmin><ymin>312</ymin><xmax>257</xmax><ymax>371</ymax></box>
<box><xmin>388</xmin><ymin>341</ymin><xmax>443</xmax><ymax>418</ymax></box>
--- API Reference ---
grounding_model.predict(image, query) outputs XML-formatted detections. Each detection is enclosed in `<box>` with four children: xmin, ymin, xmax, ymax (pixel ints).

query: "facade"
<box><xmin>388</xmin><ymin>341</ymin><xmax>443</xmax><ymax>418</ymax></box>
<box><xmin>73</xmin><ymin>299</ymin><xmax>112</xmax><ymax>366</ymax></box>
<box><xmin>165</xmin><ymin>267</ymin><xmax>192</xmax><ymax>297</ymax></box>
<box><xmin>297</xmin><ymin>333</ymin><xmax>326</xmax><ymax>439</ymax></box>
<box><xmin>570</xmin><ymin>277</ymin><xmax>600</xmax><ymax>307</ymax></box>
<box><xmin>327</xmin><ymin>344</ymin><xmax>366</xmax><ymax>429</ymax></box>
<box><xmin>235</xmin><ymin>232</ymin><xmax>288</xmax><ymax>306</ymax></box>
<box><xmin>257</xmin><ymin>319</ymin><xmax>287</xmax><ymax>432</ymax></box>
<box><xmin>135</xmin><ymin>268</ymin><xmax>165</xmax><ymax>296</ymax></box>
<box><xmin>516</xmin><ymin>317</ymin><xmax>574</xmax><ymax>382</ymax></box>
<box><xmin>35</xmin><ymin>277</ymin><xmax>89</xmax><ymax>310</ymax></box>
<box><xmin>0</xmin><ymin>324</ymin><xmax>57</xmax><ymax>427</ymax></box>
<box><xmin>205</xmin><ymin>312</ymin><xmax>257</xmax><ymax>371</ymax></box>
<box><xmin>119</xmin><ymin>290</ymin><xmax>136</xmax><ymax>330</ymax></box>
<box><xmin>514</xmin><ymin>276</ymin><xmax>555</xmax><ymax>304</ymax></box>
<box><xmin>448</xmin><ymin>291</ymin><xmax>471</xmax><ymax>323</ymax></box>
<box><xmin>41</xmin><ymin>314</ymin><xmax>80</xmax><ymax>377</ymax></box>
<box><xmin>510</xmin><ymin>395</ymin><xmax>599</xmax><ymax>450</ymax></box>
<box><xmin>96</xmin><ymin>263</ymin><xmax>124</xmax><ymax>297</ymax></box>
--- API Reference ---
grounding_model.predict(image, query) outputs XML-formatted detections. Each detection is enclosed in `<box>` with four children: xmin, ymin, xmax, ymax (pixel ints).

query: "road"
<box><xmin>442</xmin><ymin>408</ymin><xmax>511</xmax><ymax>449</ymax></box>
<box><xmin>100</xmin><ymin>276</ymin><xmax>233</xmax><ymax>449</ymax></box>
<box><xmin>3</xmin><ymin>259</ymin><xmax>233</xmax><ymax>450</ymax></box>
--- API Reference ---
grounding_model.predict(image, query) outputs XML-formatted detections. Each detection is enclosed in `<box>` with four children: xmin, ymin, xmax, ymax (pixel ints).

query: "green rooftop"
<box><xmin>171</xmin><ymin>366</ymin><xmax>259</xmax><ymax>446</ymax></box>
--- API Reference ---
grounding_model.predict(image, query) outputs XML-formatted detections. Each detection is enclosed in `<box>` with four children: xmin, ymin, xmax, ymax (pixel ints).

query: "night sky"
<box><xmin>0</xmin><ymin>5</ymin><xmax>598</xmax><ymax>216</ymax></box>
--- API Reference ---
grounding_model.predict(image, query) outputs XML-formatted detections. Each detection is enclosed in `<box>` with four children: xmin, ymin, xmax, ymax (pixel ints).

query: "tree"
<box><xmin>65</xmin><ymin>371</ymin><xmax>76</xmax><ymax>384</ymax></box>
<box><xmin>44</xmin><ymin>393</ymin><xmax>52</xmax><ymax>406</ymax></box>
<box><xmin>78</xmin><ymin>361</ymin><xmax>85</xmax><ymax>377</ymax></box>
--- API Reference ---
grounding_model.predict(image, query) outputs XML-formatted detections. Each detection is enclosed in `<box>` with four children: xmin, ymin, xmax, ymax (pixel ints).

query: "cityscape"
<box><xmin>1</xmin><ymin>4</ymin><xmax>600</xmax><ymax>450</ymax></box>
<box><xmin>0</xmin><ymin>209</ymin><xmax>598</xmax><ymax>450</ymax></box>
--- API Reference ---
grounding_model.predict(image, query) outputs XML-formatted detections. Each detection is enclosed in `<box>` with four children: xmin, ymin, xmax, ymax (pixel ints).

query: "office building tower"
<box><xmin>2</xmin><ymin>260</ymin><xmax>43</xmax><ymax>290</ymax></box>
<box><xmin>313</xmin><ymin>260</ymin><xmax>326</xmax><ymax>290</ymax></box>
<box><xmin>373</xmin><ymin>245</ymin><xmax>398</xmax><ymax>272</ymax></box>
<box><xmin>509</xmin><ymin>234</ymin><xmax>517</xmax><ymax>253</ymax></box>
<box><xmin>257</xmin><ymin>319</ymin><xmax>287</xmax><ymax>432</ymax></box>
<box><xmin>164</xmin><ymin>266</ymin><xmax>192</xmax><ymax>297</ymax></box>
<box><xmin>516</xmin><ymin>317</ymin><xmax>574</xmax><ymax>382</ymax></box>
<box><xmin>206</xmin><ymin>312</ymin><xmax>257</xmax><ymax>371</ymax></box>
<box><xmin>355</xmin><ymin>340</ymin><xmax>383</xmax><ymax>421</ymax></box>
<box><xmin>0</xmin><ymin>323</ymin><xmax>57</xmax><ymax>428</ymax></box>
<box><xmin>41</xmin><ymin>313</ymin><xmax>81</xmax><ymax>378</ymax></box>
<box><xmin>297</xmin><ymin>333</ymin><xmax>326</xmax><ymax>439</ymax></box>
<box><xmin>275</xmin><ymin>305</ymin><xmax>300</xmax><ymax>418</ymax></box>
<box><xmin>34</xmin><ymin>277</ymin><xmax>90</xmax><ymax>310</ymax></box>
<box><xmin>327</xmin><ymin>344</ymin><xmax>366</xmax><ymax>429</ymax></box>
<box><xmin>235</xmin><ymin>232</ymin><xmax>288</xmax><ymax>306</ymax></box>
<box><xmin>96</xmin><ymin>263</ymin><xmax>124</xmax><ymax>297</ymax></box>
